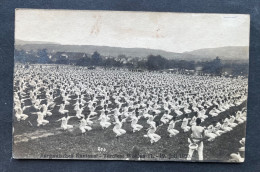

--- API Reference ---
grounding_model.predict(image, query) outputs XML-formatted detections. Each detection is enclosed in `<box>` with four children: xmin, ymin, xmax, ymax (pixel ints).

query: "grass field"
<box><xmin>13</xmin><ymin>66</ymin><xmax>247</xmax><ymax>162</ymax></box>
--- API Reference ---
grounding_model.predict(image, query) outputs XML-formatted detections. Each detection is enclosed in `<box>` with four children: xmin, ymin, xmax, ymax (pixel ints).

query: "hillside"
<box><xmin>183</xmin><ymin>46</ymin><xmax>249</xmax><ymax>61</ymax></box>
<box><xmin>15</xmin><ymin>40</ymin><xmax>249</xmax><ymax>61</ymax></box>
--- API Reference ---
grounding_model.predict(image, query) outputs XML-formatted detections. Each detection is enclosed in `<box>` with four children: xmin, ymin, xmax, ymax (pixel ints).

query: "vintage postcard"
<box><xmin>13</xmin><ymin>9</ymin><xmax>249</xmax><ymax>162</ymax></box>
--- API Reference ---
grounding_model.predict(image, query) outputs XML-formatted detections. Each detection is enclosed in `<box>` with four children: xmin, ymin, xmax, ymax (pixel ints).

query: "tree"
<box><xmin>211</xmin><ymin>56</ymin><xmax>222</xmax><ymax>76</ymax></box>
<box><xmin>76</xmin><ymin>56</ymin><xmax>91</xmax><ymax>66</ymax></box>
<box><xmin>146</xmin><ymin>55</ymin><xmax>167</xmax><ymax>70</ymax></box>
<box><xmin>37</xmin><ymin>49</ymin><xmax>51</xmax><ymax>64</ymax></box>
<box><xmin>201</xmin><ymin>56</ymin><xmax>223</xmax><ymax>76</ymax></box>
<box><xmin>91</xmin><ymin>51</ymin><xmax>102</xmax><ymax>66</ymax></box>
<box><xmin>14</xmin><ymin>49</ymin><xmax>26</xmax><ymax>63</ymax></box>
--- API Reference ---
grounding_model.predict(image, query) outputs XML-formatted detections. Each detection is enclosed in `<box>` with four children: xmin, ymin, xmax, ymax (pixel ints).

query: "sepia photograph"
<box><xmin>13</xmin><ymin>9</ymin><xmax>249</xmax><ymax>162</ymax></box>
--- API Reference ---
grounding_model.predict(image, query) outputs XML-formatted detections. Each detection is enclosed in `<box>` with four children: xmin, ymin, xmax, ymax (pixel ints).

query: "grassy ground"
<box><xmin>13</xmin><ymin>89</ymin><xmax>247</xmax><ymax>162</ymax></box>
<box><xmin>13</xmin><ymin>66</ymin><xmax>247</xmax><ymax>162</ymax></box>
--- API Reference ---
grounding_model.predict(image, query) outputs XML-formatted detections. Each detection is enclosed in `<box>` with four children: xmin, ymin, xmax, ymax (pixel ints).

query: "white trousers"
<box><xmin>187</xmin><ymin>141</ymin><xmax>203</xmax><ymax>161</ymax></box>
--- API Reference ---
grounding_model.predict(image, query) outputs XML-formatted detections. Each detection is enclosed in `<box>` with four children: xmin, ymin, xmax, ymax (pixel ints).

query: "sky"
<box><xmin>15</xmin><ymin>9</ymin><xmax>250</xmax><ymax>53</ymax></box>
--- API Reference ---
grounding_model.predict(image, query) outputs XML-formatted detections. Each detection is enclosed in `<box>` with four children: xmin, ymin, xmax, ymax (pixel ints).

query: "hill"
<box><xmin>183</xmin><ymin>46</ymin><xmax>249</xmax><ymax>61</ymax></box>
<box><xmin>15</xmin><ymin>40</ymin><xmax>249</xmax><ymax>61</ymax></box>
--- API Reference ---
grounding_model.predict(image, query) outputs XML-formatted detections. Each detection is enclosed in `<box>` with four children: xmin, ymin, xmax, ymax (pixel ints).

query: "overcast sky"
<box><xmin>15</xmin><ymin>9</ymin><xmax>250</xmax><ymax>53</ymax></box>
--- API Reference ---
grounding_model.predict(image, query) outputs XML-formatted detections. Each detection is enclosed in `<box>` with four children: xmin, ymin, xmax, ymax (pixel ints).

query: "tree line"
<box><xmin>14</xmin><ymin>49</ymin><xmax>248</xmax><ymax>76</ymax></box>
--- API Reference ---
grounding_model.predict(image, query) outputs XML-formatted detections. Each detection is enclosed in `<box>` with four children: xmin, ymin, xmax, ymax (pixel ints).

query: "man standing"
<box><xmin>187</xmin><ymin>118</ymin><xmax>205</xmax><ymax>161</ymax></box>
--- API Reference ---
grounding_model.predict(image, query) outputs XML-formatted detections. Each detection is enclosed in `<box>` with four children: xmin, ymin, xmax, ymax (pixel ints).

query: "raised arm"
<box><xmin>68</xmin><ymin>116</ymin><xmax>76</xmax><ymax>120</ymax></box>
<box><xmin>56</xmin><ymin>118</ymin><xmax>62</xmax><ymax>122</ymax></box>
